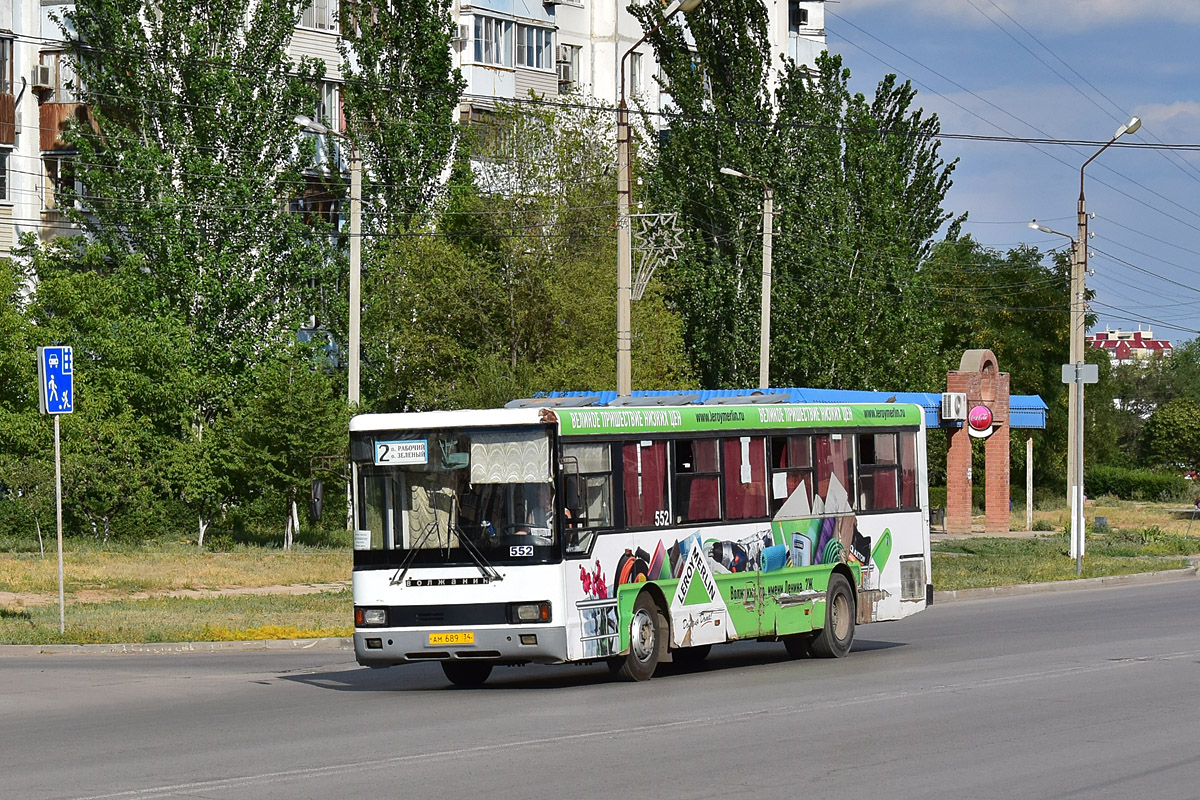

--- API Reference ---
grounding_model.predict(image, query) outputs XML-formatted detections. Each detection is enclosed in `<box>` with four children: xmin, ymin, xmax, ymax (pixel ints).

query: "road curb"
<box><xmin>933</xmin><ymin>565</ymin><xmax>1198</xmax><ymax>603</ymax></box>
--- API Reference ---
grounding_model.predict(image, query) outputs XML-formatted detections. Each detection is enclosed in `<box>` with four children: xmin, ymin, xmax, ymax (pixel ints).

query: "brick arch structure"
<box><xmin>946</xmin><ymin>349</ymin><xmax>1011</xmax><ymax>534</ymax></box>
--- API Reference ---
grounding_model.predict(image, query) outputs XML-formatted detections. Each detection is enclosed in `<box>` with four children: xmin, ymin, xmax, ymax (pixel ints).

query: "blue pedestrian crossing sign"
<box><xmin>38</xmin><ymin>346</ymin><xmax>74</xmax><ymax>415</ymax></box>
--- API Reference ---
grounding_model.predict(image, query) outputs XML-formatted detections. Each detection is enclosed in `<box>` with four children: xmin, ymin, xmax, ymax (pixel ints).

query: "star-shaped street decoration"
<box><xmin>631</xmin><ymin>212</ymin><xmax>685</xmax><ymax>300</ymax></box>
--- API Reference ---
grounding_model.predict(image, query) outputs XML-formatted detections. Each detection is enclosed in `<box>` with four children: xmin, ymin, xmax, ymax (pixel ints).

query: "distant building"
<box><xmin>1088</xmin><ymin>327</ymin><xmax>1173</xmax><ymax>365</ymax></box>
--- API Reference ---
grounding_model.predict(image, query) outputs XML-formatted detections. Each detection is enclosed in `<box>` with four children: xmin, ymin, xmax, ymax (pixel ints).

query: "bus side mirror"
<box><xmin>310</xmin><ymin>479</ymin><xmax>324</xmax><ymax>523</ymax></box>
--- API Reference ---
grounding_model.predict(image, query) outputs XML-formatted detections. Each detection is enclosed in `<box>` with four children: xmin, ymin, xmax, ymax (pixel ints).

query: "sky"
<box><xmin>828</xmin><ymin>0</ymin><xmax>1200</xmax><ymax>346</ymax></box>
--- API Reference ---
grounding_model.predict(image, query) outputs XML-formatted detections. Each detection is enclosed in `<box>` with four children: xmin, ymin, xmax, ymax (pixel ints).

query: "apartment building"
<box><xmin>0</xmin><ymin>0</ymin><xmax>827</xmax><ymax>258</ymax></box>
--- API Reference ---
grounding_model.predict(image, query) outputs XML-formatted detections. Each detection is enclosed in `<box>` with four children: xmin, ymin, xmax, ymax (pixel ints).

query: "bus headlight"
<box><xmin>355</xmin><ymin>607</ymin><xmax>387</xmax><ymax>627</ymax></box>
<box><xmin>508</xmin><ymin>602</ymin><xmax>551</xmax><ymax>623</ymax></box>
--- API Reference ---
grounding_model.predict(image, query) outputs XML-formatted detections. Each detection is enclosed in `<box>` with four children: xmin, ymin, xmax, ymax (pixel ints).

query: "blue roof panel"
<box><xmin>545</xmin><ymin>388</ymin><xmax>1047</xmax><ymax>430</ymax></box>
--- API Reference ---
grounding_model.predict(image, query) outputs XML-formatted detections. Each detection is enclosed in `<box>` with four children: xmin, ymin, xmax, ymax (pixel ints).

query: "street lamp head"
<box><xmin>295</xmin><ymin>113</ymin><xmax>334</xmax><ymax>137</ymax></box>
<box><xmin>1115</xmin><ymin>115</ymin><xmax>1142</xmax><ymax>138</ymax></box>
<box><xmin>720</xmin><ymin>166</ymin><xmax>747</xmax><ymax>178</ymax></box>
<box><xmin>662</xmin><ymin>0</ymin><xmax>702</xmax><ymax>17</ymax></box>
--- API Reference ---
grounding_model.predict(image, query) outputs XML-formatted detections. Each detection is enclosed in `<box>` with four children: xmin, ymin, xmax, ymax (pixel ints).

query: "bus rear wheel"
<box><xmin>617</xmin><ymin>593</ymin><xmax>665</xmax><ymax>682</ymax></box>
<box><xmin>441</xmin><ymin>661</ymin><xmax>493</xmax><ymax>687</ymax></box>
<box><xmin>810</xmin><ymin>573</ymin><xmax>855</xmax><ymax>658</ymax></box>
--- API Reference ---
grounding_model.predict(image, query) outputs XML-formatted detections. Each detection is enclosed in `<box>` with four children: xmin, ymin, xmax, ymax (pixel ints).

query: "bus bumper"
<box><xmin>354</xmin><ymin>626</ymin><xmax>570</xmax><ymax>668</ymax></box>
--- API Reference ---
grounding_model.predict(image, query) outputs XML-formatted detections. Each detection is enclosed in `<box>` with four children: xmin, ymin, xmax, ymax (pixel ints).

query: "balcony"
<box><xmin>0</xmin><ymin>93</ymin><xmax>14</xmax><ymax>145</ymax></box>
<box><xmin>40</xmin><ymin>102</ymin><xmax>93</xmax><ymax>152</ymax></box>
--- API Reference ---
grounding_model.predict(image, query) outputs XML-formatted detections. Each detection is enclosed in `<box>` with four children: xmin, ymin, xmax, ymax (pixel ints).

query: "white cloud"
<box><xmin>1134</xmin><ymin>101</ymin><xmax>1200</xmax><ymax>140</ymax></box>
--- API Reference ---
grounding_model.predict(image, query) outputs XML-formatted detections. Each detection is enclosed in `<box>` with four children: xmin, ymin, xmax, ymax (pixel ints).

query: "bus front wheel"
<box><xmin>810</xmin><ymin>573</ymin><xmax>855</xmax><ymax>658</ymax></box>
<box><xmin>442</xmin><ymin>660</ymin><xmax>493</xmax><ymax>687</ymax></box>
<box><xmin>618</xmin><ymin>594</ymin><xmax>665</xmax><ymax>682</ymax></box>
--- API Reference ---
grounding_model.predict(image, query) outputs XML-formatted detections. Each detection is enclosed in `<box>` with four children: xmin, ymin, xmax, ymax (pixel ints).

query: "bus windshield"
<box><xmin>354</xmin><ymin>427</ymin><xmax>559</xmax><ymax>562</ymax></box>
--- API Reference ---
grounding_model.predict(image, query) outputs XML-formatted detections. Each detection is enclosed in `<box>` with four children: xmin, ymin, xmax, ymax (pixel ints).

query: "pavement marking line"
<box><xmin>62</xmin><ymin>647</ymin><xmax>1200</xmax><ymax>800</ymax></box>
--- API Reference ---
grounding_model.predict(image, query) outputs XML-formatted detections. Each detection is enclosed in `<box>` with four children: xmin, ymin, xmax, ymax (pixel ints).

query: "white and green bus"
<box><xmin>350</xmin><ymin>396</ymin><xmax>932</xmax><ymax>685</ymax></box>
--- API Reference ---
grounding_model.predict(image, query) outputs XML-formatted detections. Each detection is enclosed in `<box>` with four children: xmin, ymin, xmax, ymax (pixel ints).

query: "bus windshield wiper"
<box><xmin>455</xmin><ymin>523</ymin><xmax>503</xmax><ymax>583</ymax></box>
<box><xmin>390</xmin><ymin>519</ymin><xmax>442</xmax><ymax>586</ymax></box>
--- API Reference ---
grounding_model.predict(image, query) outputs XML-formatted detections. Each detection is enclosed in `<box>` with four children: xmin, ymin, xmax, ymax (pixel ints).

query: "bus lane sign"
<box><xmin>38</xmin><ymin>346</ymin><xmax>74</xmax><ymax>415</ymax></box>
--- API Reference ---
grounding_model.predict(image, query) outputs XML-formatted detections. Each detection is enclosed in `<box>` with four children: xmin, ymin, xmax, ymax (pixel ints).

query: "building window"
<box><xmin>316</xmin><ymin>81</ymin><xmax>340</xmax><ymax>131</ymax></box>
<box><xmin>788</xmin><ymin>1</ymin><xmax>809</xmax><ymax>33</ymax></box>
<box><xmin>0</xmin><ymin>38</ymin><xmax>12</xmax><ymax>94</ymax></box>
<box><xmin>300</xmin><ymin>0</ymin><xmax>338</xmax><ymax>32</ymax></box>
<box><xmin>474</xmin><ymin>16</ymin><xmax>513</xmax><ymax>67</ymax></box>
<box><xmin>0</xmin><ymin>150</ymin><xmax>9</xmax><ymax>201</ymax></box>
<box><xmin>516</xmin><ymin>25</ymin><xmax>552</xmax><ymax>70</ymax></box>
<box><xmin>557</xmin><ymin>44</ymin><xmax>580</xmax><ymax>92</ymax></box>
<box><xmin>630</xmin><ymin>52</ymin><xmax>643</xmax><ymax>96</ymax></box>
<box><xmin>39</xmin><ymin>52</ymin><xmax>80</xmax><ymax>103</ymax></box>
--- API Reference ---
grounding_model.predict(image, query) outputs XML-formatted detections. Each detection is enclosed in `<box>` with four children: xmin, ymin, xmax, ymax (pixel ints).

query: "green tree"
<box><xmin>921</xmin><ymin>234</ymin><xmax>1073</xmax><ymax>485</ymax></box>
<box><xmin>58</xmin><ymin>0</ymin><xmax>337</xmax><ymax>419</ymax></box>
<box><xmin>1144</xmin><ymin>397</ymin><xmax>1200</xmax><ymax>472</ymax></box>
<box><xmin>16</xmin><ymin>240</ymin><xmax>199</xmax><ymax>540</ymax></box>
<box><xmin>768</xmin><ymin>54</ymin><xmax>955</xmax><ymax>391</ymax></box>
<box><xmin>632</xmin><ymin>0</ymin><xmax>776</xmax><ymax>387</ymax></box>
<box><xmin>223</xmin><ymin>349</ymin><xmax>349</xmax><ymax>547</ymax></box>
<box><xmin>637</xmin><ymin>0</ymin><xmax>956</xmax><ymax>390</ymax></box>
<box><xmin>363</xmin><ymin>101</ymin><xmax>692</xmax><ymax>410</ymax></box>
<box><xmin>337</xmin><ymin>0</ymin><xmax>466</xmax><ymax>231</ymax></box>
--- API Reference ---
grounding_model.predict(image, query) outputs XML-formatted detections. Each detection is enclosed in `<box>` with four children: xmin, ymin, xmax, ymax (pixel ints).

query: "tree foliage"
<box><xmin>338</xmin><ymin>0</ymin><xmax>466</xmax><ymax>231</ymax></box>
<box><xmin>1144</xmin><ymin>397</ymin><xmax>1200</xmax><ymax>471</ymax></box>
<box><xmin>638</xmin><ymin>0</ymin><xmax>956</xmax><ymax>390</ymax></box>
<box><xmin>362</xmin><ymin>101</ymin><xmax>692</xmax><ymax>411</ymax></box>
<box><xmin>59</xmin><ymin>0</ymin><xmax>336</xmax><ymax>419</ymax></box>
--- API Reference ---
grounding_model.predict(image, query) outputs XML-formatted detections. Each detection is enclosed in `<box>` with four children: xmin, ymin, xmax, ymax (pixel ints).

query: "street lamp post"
<box><xmin>295</xmin><ymin>114</ymin><xmax>362</xmax><ymax>408</ymax></box>
<box><xmin>616</xmin><ymin>0</ymin><xmax>702</xmax><ymax>396</ymax></box>
<box><xmin>720</xmin><ymin>166</ymin><xmax>773</xmax><ymax>389</ymax></box>
<box><xmin>1030</xmin><ymin>114</ymin><xmax>1140</xmax><ymax>571</ymax></box>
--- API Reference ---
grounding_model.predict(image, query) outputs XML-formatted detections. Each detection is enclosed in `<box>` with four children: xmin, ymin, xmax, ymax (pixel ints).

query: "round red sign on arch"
<box><xmin>968</xmin><ymin>404</ymin><xmax>993</xmax><ymax>431</ymax></box>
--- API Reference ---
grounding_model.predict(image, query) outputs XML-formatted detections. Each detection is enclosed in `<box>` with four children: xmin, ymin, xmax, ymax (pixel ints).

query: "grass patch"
<box><xmin>0</xmin><ymin>544</ymin><xmax>349</xmax><ymax>595</ymax></box>
<box><xmin>933</xmin><ymin>534</ymin><xmax>1195</xmax><ymax>591</ymax></box>
<box><xmin>0</xmin><ymin>590</ymin><xmax>352</xmax><ymax>645</ymax></box>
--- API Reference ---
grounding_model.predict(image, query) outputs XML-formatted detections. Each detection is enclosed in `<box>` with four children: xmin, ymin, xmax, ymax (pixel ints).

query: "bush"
<box><xmin>1031</xmin><ymin>518</ymin><xmax>1055</xmax><ymax>532</ymax></box>
<box><xmin>1085</xmin><ymin>466</ymin><xmax>1191</xmax><ymax>503</ymax></box>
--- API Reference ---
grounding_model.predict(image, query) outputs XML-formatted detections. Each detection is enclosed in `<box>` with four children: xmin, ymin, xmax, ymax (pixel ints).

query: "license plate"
<box><xmin>428</xmin><ymin>631</ymin><xmax>475</xmax><ymax>646</ymax></box>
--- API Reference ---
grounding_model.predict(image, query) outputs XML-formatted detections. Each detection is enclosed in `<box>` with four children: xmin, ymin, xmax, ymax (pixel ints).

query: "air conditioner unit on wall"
<box><xmin>31</xmin><ymin>64</ymin><xmax>52</xmax><ymax>90</ymax></box>
<box><xmin>452</xmin><ymin>23</ymin><xmax>469</xmax><ymax>43</ymax></box>
<box><xmin>556</xmin><ymin>44</ymin><xmax>571</xmax><ymax>64</ymax></box>
<box><xmin>940</xmin><ymin>392</ymin><xmax>967</xmax><ymax>421</ymax></box>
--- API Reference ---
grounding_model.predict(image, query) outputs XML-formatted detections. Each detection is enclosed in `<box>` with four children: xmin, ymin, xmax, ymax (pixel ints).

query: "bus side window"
<box><xmin>770</xmin><ymin>435</ymin><xmax>814</xmax><ymax>515</ymax></box>
<box><xmin>723</xmin><ymin>437</ymin><xmax>767</xmax><ymax>520</ymax></box>
<box><xmin>674</xmin><ymin>439</ymin><xmax>721</xmax><ymax>523</ymax></box>
<box><xmin>858</xmin><ymin>432</ymin><xmax>900</xmax><ymax>511</ymax></box>
<box><xmin>899</xmin><ymin>432</ymin><xmax>918</xmax><ymax>509</ymax></box>
<box><xmin>621</xmin><ymin>440</ymin><xmax>669</xmax><ymax>527</ymax></box>
<box><xmin>562</xmin><ymin>443</ymin><xmax>615</xmax><ymax>551</ymax></box>
<box><xmin>815</xmin><ymin>434</ymin><xmax>854</xmax><ymax>510</ymax></box>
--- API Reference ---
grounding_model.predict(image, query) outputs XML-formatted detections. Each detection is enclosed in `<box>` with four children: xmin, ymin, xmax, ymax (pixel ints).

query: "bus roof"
<box><xmin>350</xmin><ymin>407</ymin><xmax>550</xmax><ymax>432</ymax></box>
<box><xmin>351</xmin><ymin>402</ymin><xmax>923</xmax><ymax>436</ymax></box>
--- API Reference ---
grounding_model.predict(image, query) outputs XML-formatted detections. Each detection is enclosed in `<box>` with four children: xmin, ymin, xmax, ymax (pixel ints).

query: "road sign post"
<box><xmin>38</xmin><ymin>346</ymin><xmax>73</xmax><ymax>633</ymax></box>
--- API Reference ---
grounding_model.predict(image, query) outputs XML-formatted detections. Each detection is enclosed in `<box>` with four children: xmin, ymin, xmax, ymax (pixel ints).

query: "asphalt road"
<box><xmin>3</xmin><ymin>579</ymin><xmax>1198</xmax><ymax>800</ymax></box>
